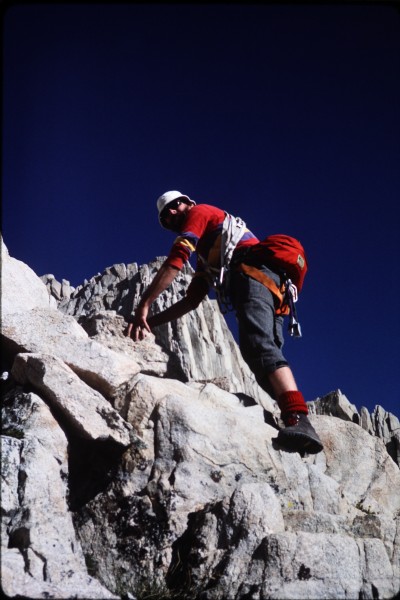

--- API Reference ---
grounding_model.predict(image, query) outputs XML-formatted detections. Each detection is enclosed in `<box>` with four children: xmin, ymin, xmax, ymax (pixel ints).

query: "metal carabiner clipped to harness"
<box><xmin>285</xmin><ymin>279</ymin><xmax>302</xmax><ymax>338</ymax></box>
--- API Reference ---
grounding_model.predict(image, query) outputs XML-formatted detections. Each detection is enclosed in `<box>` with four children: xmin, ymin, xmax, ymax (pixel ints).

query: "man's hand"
<box><xmin>126</xmin><ymin>305</ymin><xmax>152</xmax><ymax>341</ymax></box>
<box><xmin>125</xmin><ymin>262</ymin><xmax>180</xmax><ymax>342</ymax></box>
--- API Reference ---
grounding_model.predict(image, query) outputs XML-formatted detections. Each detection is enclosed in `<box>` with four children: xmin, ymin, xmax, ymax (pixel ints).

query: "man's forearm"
<box><xmin>147</xmin><ymin>296</ymin><xmax>197</xmax><ymax>328</ymax></box>
<box><xmin>127</xmin><ymin>262</ymin><xmax>209</xmax><ymax>341</ymax></box>
<box><xmin>138</xmin><ymin>262</ymin><xmax>180</xmax><ymax>308</ymax></box>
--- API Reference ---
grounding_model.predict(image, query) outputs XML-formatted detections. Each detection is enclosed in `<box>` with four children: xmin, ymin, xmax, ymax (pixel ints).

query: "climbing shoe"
<box><xmin>277</xmin><ymin>412</ymin><xmax>323</xmax><ymax>454</ymax></box>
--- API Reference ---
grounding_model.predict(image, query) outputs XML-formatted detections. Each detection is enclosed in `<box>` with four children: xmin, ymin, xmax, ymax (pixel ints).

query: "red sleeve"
<box><xmin>164</xmin><ymin>204</ymin><xmax>226</xmax><ymax>270</ymax></box>
<box><xmin>166</xmin><ymin>243</ymin><xmax>192</xmax><ymax>269</ymax></box>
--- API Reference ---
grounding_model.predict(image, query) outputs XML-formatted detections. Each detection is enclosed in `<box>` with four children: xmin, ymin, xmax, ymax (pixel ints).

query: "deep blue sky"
<box><xmin>2</xmin><ymin>3</ymin><xmax>400</xmax><ymax>418</ymax></box>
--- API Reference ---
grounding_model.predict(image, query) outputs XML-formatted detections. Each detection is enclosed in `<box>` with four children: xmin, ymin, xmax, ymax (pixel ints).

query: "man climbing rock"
<box><xmin>126</xmin><ymin>190</ymin><xmax>323</xmax><ymax>454</ymax></box>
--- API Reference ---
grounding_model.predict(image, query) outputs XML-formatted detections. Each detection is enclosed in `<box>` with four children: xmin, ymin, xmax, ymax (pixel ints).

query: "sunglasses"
<box><xmin>160</xmin><ymin>200</ymin><xmax>182</xmax><ymax>225</ymax></box>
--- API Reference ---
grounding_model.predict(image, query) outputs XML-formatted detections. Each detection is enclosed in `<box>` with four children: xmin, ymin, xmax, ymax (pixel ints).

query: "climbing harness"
<box><xmin>199</xmin><ymin>211</ymin><xmax>305</xmax><ymax>336</ymax></box>
<box><xmin>237</xmin><ymin>264</ymin><xmax>303</xmax><ymax>337</ymax></box>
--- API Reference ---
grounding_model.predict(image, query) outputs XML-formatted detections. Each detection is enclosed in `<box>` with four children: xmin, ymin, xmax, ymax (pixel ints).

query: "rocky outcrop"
<box><xmin>309</xmin><ymin>389</ymin><xmax>400</xmax><ymax>467</ymax></box>
<box><xmin>365</xmin><ymin>405</ymin><xmax>400</xmax><ymax>467</ymax></box>
<box><xmin>1</xmin><ymin>308</ymin><xmax>141</xmax><ymax>400</ymax></box>
<box><xmin>1</xmin><ymin>390</ymin><xmax>118</xmax><ymax>599</ymax></box>
<box><xmin>40</xmin><ymin>274</ymin><xmax>75</xmax><ymax>302</ymax></box>
<box><xmin>55</xmin><ymin>258</ymin><xmax>277</xmax><ymax>413</ymax></box>
<box><xmin>11</xmin><ymin>353</ymin><xmax>132</xmax><ymax>445</ymax></box>
<box><xmin>1</xmin><ymin>236</ymin><xmax>57</xmax><ymax>315</ymax></box>
<box><xmin>1</xmin><ymin>238</ymin><xmax>400</xmax><ymax>599</ymax></box>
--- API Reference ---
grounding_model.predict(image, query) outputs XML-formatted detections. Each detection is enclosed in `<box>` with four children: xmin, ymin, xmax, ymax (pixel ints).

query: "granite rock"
<box><xmin>1</xmin><ymin>241</ymin><xmax>399</xmax><ymax>599</ymax></box>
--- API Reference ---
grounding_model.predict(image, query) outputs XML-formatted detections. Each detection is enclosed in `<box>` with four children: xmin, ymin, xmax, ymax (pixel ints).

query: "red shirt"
<box><xmin>164</xmin><ymin>204</ymin><xmax>259</xmax><ymax>302</ymax></box>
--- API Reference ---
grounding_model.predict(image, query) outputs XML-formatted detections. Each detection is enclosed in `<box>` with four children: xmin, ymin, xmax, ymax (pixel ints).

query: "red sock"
<box><xmin>278</xmin><ymin>390</ymin><xmax>308</xmax><ymax>416</ymax></box>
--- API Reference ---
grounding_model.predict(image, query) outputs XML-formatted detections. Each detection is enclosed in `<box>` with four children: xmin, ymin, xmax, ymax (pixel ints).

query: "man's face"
<box><xmin>160</xmin><ymin>200</ymin><xmax>190</xmax><ymax>232</ymax></box>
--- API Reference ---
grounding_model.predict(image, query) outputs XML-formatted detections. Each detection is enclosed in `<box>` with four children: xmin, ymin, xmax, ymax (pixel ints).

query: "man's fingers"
<box><xmin>125</xmin><ymin>318</ymin><xmax>151</xmax><ymax>342</ymax></box>
<box><xmin>125</xmin><ymin>322</ymin><xmax>139</xmax><ymax>340</ymax></box>
<box><xmin>135</xmin><ymin>328</ymin><xmax>148</xmax><ymax>342</ymax></box>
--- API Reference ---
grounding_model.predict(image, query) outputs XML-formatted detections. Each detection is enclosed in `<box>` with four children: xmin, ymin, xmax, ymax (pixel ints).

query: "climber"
<box><xmin>125</xmin><ymin>191</ymin><xmax>323</xmax><ymax>454</ymax></box>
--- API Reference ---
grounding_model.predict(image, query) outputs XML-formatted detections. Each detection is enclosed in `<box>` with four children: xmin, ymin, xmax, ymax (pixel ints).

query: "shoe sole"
<box><xmin>277</xmin><ymin>431</ymin><xmax>323</xmax><ymax>454</ymax></box>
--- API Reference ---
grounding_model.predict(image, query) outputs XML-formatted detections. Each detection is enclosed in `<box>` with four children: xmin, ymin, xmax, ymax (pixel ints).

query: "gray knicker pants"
<box><xmin>229</xmin><ymin>263</ymin><xmax>289</xmax><ymax>389</ymax></box>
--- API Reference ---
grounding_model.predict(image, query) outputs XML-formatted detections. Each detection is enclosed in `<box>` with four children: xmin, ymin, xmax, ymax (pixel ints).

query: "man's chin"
<box><xmin>169</xmin><ymin>216</ymin><xmax>185</xmax><ymax>232</ymax></box>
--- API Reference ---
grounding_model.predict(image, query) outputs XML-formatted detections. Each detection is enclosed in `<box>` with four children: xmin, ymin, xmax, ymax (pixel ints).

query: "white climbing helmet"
<box><xmin>156</xmin><ymin>190</ymin><xmax>195</xmax><ymax>226</ymax></box>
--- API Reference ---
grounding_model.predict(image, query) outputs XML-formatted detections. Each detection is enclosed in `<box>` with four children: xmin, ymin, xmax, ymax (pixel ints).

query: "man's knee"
<box><xmin>247</xmin><ymin>359</ymin><xmax>288</xmax><ymax>395</ymax></box>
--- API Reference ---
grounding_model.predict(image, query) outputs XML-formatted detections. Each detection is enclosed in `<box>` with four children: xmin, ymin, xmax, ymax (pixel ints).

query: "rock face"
<box><xmin>1</xmin><ymin>238</ymin><xmax>400</xmax><ymax>599</ymax></box>
<box><xmin>1</xmin><ymin>237</ymin><xmax>57</xmax><ymax>315</ymax></box>
<box><xmin>308</xmin><ymin>389</ymin><xmax>400</xmax><ymax>467</ymax></box>
<box><xmin>57</xmin><ymin>258</ymin><xmax>276</xmax><ymax>412</ymax></box>
<box><xmin>1</xmin><ymin>390</ymin><xmax>118</xmax><ymax>599</ymax></box>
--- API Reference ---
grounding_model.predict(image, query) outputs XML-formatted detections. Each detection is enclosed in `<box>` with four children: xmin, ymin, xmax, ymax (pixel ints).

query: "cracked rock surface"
<box><xmin>1</xmin><ymin>390</ymin><xmax>117</xmax><ymax>599</ymax></box>
<box><xmin>1</xmin><ymin>235</ymin><xmax>400</xmax><ymax>599</ymax></box>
